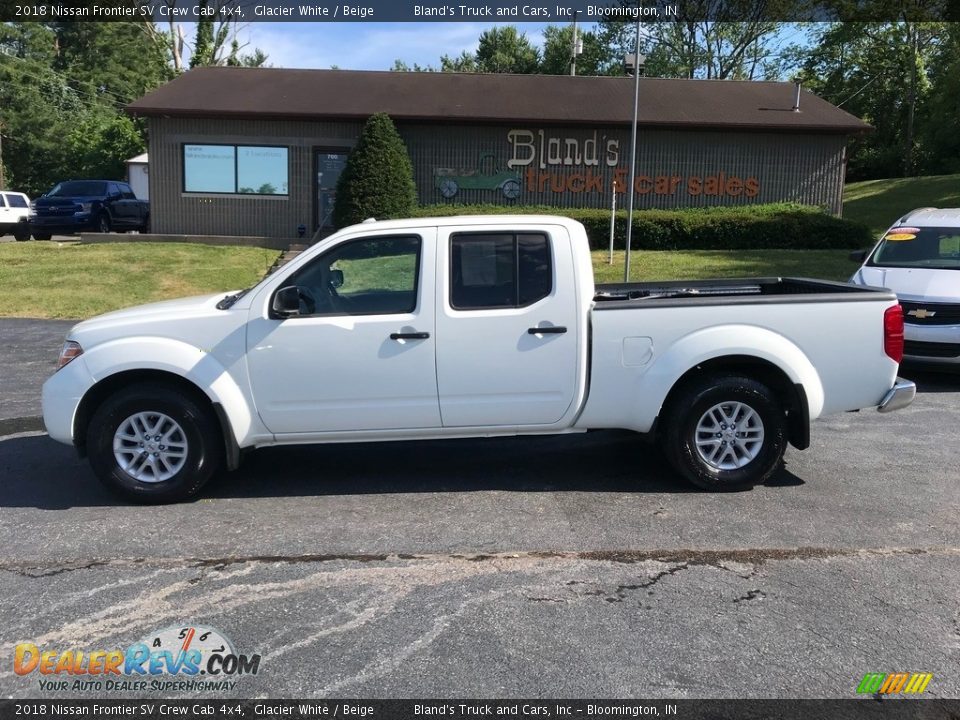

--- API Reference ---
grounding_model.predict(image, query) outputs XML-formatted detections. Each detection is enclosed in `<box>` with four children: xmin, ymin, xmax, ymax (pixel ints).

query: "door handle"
<box><xmin>527</xmin><ymin>326</ymin><xmax>567</xmax><ymax>335</ymax></box>
<box><xmin>390</xmin><ymin>331</ymin><xmax>430</xmax><ymax>340</ymax></box>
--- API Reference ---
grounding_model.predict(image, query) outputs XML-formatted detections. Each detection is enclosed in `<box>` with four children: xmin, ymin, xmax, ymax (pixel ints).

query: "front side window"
<box><xmin>450</xmin><ymin>232</ymin><xmax>552</xmax><ymax>310</ymax></box>
<box><xmin>183</xmin><ymin>144</ymin><xmax>288</xmax><ymax>195</ymax></box>
<box><xmin>870</xmin><ymin>226</ymin><xmax>960</xmax><ymax>270</ymax></box>
<box><xmin>281</xmin><ymin>235</ymin><xmax>421</xmax><ymax>316</ymax></box>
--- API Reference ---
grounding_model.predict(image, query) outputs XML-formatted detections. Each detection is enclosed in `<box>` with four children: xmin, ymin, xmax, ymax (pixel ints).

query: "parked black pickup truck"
<box><xmin>29</xmin><ymin>180</ymin><xmax>149</xmax><ymax>240</ymax></box>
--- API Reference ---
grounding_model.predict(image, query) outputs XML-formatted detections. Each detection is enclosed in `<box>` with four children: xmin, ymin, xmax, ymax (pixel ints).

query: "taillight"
<box><xmin>884</xmin><ymin>304</ymin><xmax>904</xmax><ymax>363</ymax></box>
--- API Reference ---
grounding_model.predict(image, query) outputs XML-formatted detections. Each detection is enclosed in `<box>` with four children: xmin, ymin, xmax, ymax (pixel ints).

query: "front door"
<box><xmin>246</xmin><ymin>230</ymin><xmax>440</xmax><ymax>434</ymax></box>
<box><xmin>435</xmin><ymin>225</ymin><xmax>580</xmax><ymax>428</ymax></box>
<box><xmin>315</xmin><ymin>150</ymin><xmax>350</xmax><ymax>230</ymax></box>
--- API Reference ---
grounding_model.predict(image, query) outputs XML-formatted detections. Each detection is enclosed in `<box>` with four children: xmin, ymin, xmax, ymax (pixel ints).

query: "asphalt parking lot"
<box><xmin>0</xmin><ymin>318</ymin><xmax>958</xmax><ymax>700</ymax></box>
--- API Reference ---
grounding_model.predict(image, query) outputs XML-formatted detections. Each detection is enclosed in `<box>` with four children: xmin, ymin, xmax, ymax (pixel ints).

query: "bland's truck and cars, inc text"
<box><xmin>42</xmin><ymin>216</ymin><xmax>916</xmax><ymax>503</ymax></box>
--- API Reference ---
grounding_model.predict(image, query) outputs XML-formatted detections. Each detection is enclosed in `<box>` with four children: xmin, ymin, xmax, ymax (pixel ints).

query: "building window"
<box><xmin>183</xmin><ymin>144</ymin><xmax>288</xmax><ymax>195</ymax></box>
<box><xmin>450</xmin><ymin>232</ymin><xmax>552</xmax><ymax>310</ymax></box>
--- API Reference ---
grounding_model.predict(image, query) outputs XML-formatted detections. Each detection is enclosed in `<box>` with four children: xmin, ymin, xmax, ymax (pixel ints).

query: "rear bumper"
<box><xmin>877</xmin><ymin>377</ymin><xmax>916</xmax><ymax>413</ymax></box>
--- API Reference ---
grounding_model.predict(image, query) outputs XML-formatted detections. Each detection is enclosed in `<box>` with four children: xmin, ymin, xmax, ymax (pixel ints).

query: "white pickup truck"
<box><xmin>43</xmin><ymin>215</ymin><xmax>916</xmax><ymax>503</ymax></box>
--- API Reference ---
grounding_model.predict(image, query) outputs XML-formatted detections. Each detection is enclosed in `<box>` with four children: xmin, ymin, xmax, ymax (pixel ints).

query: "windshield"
<box><xmin>46</xmin><ymin>181</ymin><xmax>108</xmax><ymax>197</ymax></box>
<box><xmin>869</xmin><ymin>226</ymin><xmax>960</xmax><ymax>270</ymax></box>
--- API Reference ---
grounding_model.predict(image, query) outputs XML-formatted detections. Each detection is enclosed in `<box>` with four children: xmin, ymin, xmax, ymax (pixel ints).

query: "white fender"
<box><xmin>627</xmin><ymin>324</ymin><xmax>825</xmax><ymax>432</ymax></box>
<box><xmin>78</xmin><ymin>336</ymin><xmax>258</xmax><ymax>445</ymax></box>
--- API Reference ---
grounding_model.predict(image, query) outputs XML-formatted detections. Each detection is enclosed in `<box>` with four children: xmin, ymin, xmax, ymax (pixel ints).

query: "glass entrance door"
<box><xmin>315</xmin><ymin>150</ymin><xmax>349</xmax><ymax>230</ymax></box>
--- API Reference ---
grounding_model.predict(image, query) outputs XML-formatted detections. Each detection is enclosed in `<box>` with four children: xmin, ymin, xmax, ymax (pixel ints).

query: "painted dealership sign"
<box><xmin>431</xmin><ymin>128</ymin><xmax>762</xmax><ymax>200</ymax></box>
<box><xmin>507</xmin><ymin>128</ymin><xmax>760</xmax><ymax>198</ymax></box>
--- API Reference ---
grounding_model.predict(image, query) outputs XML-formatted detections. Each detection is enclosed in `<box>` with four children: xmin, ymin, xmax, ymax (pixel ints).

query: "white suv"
<box><xmin>850</xmin><ymin>207</ymin><xmax>960</xmax><ymax>366</ymax></box>
<box><xmin>0</xmin><ymin>191</ymin><xmax>31</xmax><ymax>241</ymax></box>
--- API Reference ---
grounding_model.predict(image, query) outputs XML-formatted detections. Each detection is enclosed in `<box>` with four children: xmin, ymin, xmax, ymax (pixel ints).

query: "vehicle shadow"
<box><xmin>0</xmin><ymin>430</ymin><xmax>803</xmax><ymax>509</ymax></box>
<box><xmin>900</xmin><ymin>366</ymin><xmax>960</xmax><ymax>394</ymax></box>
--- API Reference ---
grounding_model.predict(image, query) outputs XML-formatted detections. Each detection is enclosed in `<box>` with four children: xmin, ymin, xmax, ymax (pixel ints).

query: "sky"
<box><xmin>221</xmin><ymin>22</ymin><xmax>556</xmax><ymax>71</ymax></box>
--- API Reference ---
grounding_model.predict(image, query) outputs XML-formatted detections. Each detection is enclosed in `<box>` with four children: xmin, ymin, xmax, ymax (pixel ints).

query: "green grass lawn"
<box><xmin>0</xmin><ymin>241</ymin><xmax>280</xmax><ymax>319</ymax></box>
<box><xmin>0</xmin><ymin>241</ymin><xmax>853</xmax><ymax>320</ymax></box>
<box><xmin>593</xmin><ymin>249</ymin><xmax>853</xmax><ymax>284</ymax></box>
<box><xmin>843</xmin><ymin>173</ymin><xmax>960</xmax><ymax>236</ymax></box>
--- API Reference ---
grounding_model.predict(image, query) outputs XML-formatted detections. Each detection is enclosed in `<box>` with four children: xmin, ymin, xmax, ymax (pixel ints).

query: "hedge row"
<box><xmin>411</xmin><ymin>203</ymin><xmax>873</xmax><ymax>251</ymax></box>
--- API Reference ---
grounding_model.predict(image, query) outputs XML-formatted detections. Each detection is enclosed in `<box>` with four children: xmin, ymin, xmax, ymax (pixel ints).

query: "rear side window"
<box><xmin>5</xmin><ymin>194</ymin><xmax>28</xmax><ymax>208</ymax></box>
<box><xmin>450</xmin><ymin>232</ymin><xmax>552</xmax><ymax>310</ymax></box>
<box><xmin>0</xmin><ymin>195</ymin><xmax>6</xmax><ymax>208</ymax></box>
<box><xmin>119</xmin><ymin>184</ymin><xmax>135</xmax><ymax>200</ymax></box>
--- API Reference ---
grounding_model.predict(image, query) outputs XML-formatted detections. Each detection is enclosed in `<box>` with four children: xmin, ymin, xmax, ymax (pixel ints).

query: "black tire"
<box><xmin>661</xmin><ymin>374</ymin><xmax>787</xmax><ymax>492</ymax></box>
<box><xmin>32</xmin><ymin>232</ymin><xmax>52</xmax><ymax>241</ymax></box>
<box><xmin>140</xmin><ymin>214</ymin><xmax>150</xmax><ymax>233</ymax></box>
<box><xmin>96</xmin><ymin>213</ymin><xmax>111</xmax><ymax>233</ymax></box>
<box><xmin>86</xmin><ymin>383</ymin><xmax>223</xmax><ymax>504</ymax></box>
<box><xmin>13</xmin><ymin>228</ymin><xmax>30</xmax><ymax>242</ymax></box>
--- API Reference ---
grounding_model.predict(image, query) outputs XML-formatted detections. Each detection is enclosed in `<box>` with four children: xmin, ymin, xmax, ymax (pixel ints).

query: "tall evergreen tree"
<box><xmin>332</xmin><ymin>114</ymin><xmax>417</xmax><ymax>228</ymax></box>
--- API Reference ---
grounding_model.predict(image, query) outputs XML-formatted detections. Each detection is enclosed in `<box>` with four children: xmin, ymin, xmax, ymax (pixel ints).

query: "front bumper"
<box><xmin>41</xmin><ymin>357</ymin><xmax>94</xmax><ymax>445</ymax></box>
<box><xmin>29</xmin><ymin>215</ymin><xmax>96</xmax><ymax>235</ymax></box>
<box><xmin>877</xmin><ymin>377</ymin><xmax>916</xmax><ymax>413</ymax></box>
<box><xmin>903</xmin><ymin>323</ymin><xmax>960</xmax><ymax>365</ymax></box>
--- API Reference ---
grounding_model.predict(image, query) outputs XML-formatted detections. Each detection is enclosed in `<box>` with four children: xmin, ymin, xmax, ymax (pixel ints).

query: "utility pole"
<box><xmin>569</xmin><ymin>12</ymin><xmax>580</xmax><ymax>76</ymax></box>
<box><xmin>623</xmin><ymin>20</ymin><xmax>642</xmax><ymax>283</ymax></box>
<box><xmin>0</xmin><ymin>125</ymin><xmax>5</xmax><ymax>191</ymax></box>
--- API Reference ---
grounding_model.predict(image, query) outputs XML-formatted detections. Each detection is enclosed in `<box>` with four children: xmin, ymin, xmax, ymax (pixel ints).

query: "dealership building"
<box><xmin>126</xmin><ymin>67</ymin><xmax>870</xmax><ymax>239</ymax></box>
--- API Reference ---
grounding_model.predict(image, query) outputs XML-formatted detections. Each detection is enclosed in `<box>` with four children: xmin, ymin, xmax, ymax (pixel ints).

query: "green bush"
<box><xmin>412</xmin><ymin>203</ymin><xmax>873</xmax><ymax>250</ymax></box>
<box><xmin>333</xmin><ymin>113</ymin><xmax>417</xmax><ymax>228</ymax></box>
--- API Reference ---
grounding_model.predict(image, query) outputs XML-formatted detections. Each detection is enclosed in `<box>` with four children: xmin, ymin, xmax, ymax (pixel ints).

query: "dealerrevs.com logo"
<box><xmin>856</xmin><ymin>673</ymin><xmax>933</xmax><ymax>695</ymax></box>
<box><xmin>14</xmin><ymin>625</ymin><xmax>261</xmax><ymax>693</ymax></box>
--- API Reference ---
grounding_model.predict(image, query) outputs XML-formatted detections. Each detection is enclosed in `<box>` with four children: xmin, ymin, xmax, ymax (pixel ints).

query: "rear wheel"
<box><xmin>661</xmin><ymin>374</ymin><xmax>787</xmax><ymax>491</ymax></box>
<box><xmin>86</xmin><ymin>383</ymin><xmax>222</xmax><ymax>503</ymax></box>
<box><xmin>13</xmin><ymin>227</ymin><xmax>30</xmax><ymax>241</ymax></box>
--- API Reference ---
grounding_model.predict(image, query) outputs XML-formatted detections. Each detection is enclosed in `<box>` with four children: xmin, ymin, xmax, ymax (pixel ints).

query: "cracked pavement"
<box><xmin>0</xmin><ymin>364</ymin><xmax>958</xmax><ymax>698</ymax></box>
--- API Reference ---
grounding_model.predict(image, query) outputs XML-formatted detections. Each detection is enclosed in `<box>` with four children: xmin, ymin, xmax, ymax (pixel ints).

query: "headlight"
<box><xmin>56</xmin><ymin>341</ymin><xmax>84</xmax><ymax>370</ymax></box>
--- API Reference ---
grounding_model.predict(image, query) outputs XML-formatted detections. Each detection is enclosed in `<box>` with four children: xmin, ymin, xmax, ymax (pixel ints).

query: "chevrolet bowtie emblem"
<box><xmin>907</xmin><ymin>308</ymin><xmax>936</xmax><ymax>319</ymax></box>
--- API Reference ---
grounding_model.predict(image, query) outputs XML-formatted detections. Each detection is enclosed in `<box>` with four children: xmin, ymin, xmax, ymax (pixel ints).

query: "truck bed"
<box><xmin>594</xmin><ymin>277</ymin><xmax>895</xmax><ymax>308</ymax></box>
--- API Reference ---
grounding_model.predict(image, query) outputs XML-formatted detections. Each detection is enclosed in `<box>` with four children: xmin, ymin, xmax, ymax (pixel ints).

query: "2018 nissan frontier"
<box><xmin>42</xmin><ymin>216</ymin><xmax>916</xmax><ymax>503</ymax></box>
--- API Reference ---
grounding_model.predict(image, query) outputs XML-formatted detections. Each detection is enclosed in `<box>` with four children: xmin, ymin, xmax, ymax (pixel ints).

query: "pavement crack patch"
<box><xmin>0</xmin><ymin>560</ymin><xmax>109</xmax><ymax>578</ymax></box>
<box><xmin>733</xmin><ymin>589</ymin><xmax>766</xmax><ymax>604</ymax></box>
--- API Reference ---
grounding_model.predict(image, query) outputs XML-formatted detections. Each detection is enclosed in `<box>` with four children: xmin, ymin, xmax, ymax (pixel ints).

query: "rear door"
<box><xmin>435</xmin><ymin>224</ymin><xmax>580</xmax><ymax>427</ymax></box>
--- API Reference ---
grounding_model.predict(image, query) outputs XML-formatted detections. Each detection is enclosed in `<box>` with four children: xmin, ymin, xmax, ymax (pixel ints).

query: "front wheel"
<box><xmin>32</xmin><ymin>232</ymin><xmax>52</xmax><ymax>241</ymax></box>
<box><xmin>86</xmin><ymin>383</ymin><xmax>223</xmax><ymax>503</ymax></box>
<box><xmin>661</xmin><ymin>374</ymin><xmax>787</xmax><ymax>491</ymax></box>
<box><xmin>96</xmin><ymin>214</ymin><xmax>111</xmax><ymax>233</ymax></box>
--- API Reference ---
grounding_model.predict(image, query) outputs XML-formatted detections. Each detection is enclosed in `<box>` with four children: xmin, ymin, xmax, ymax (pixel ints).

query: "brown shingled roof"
<box><xmin>127</xmin><ymin>66</ymin><xmax>870</xmax><ymax>133</ymax></box>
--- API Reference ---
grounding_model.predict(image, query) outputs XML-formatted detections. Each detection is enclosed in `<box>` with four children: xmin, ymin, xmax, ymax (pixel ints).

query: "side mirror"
<box><xmin>329</xmin><ymin>269</ymin><xmax>344</xmax><ymax>289</ymax></box>
<box><xmin>849</xmin><ymin>249</ymin><xmax>868</xmax><ymax>263</ymax></box>
<box><xmin>272</xmin><ymin>286</ymin><xmax>306</xmax><ymax>317</ymax></box>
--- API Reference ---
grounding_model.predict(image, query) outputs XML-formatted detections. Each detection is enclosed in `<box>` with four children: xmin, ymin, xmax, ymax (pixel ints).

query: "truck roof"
<box><xmin>343</xmin><ymin>215</ymin><xmax>586</xmax><ymax>233</ymax></box>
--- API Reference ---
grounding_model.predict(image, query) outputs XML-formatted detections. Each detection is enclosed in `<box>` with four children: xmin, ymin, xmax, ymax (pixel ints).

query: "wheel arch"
<box><xmin>73</xmin><ymin>369</ymin><xmax>241</xmax><ymax>470</ymax></box>
<box><xmin>656</xmin><ymin>355</ymin><xmax>811</xmax><ymax>451</ymax></box>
